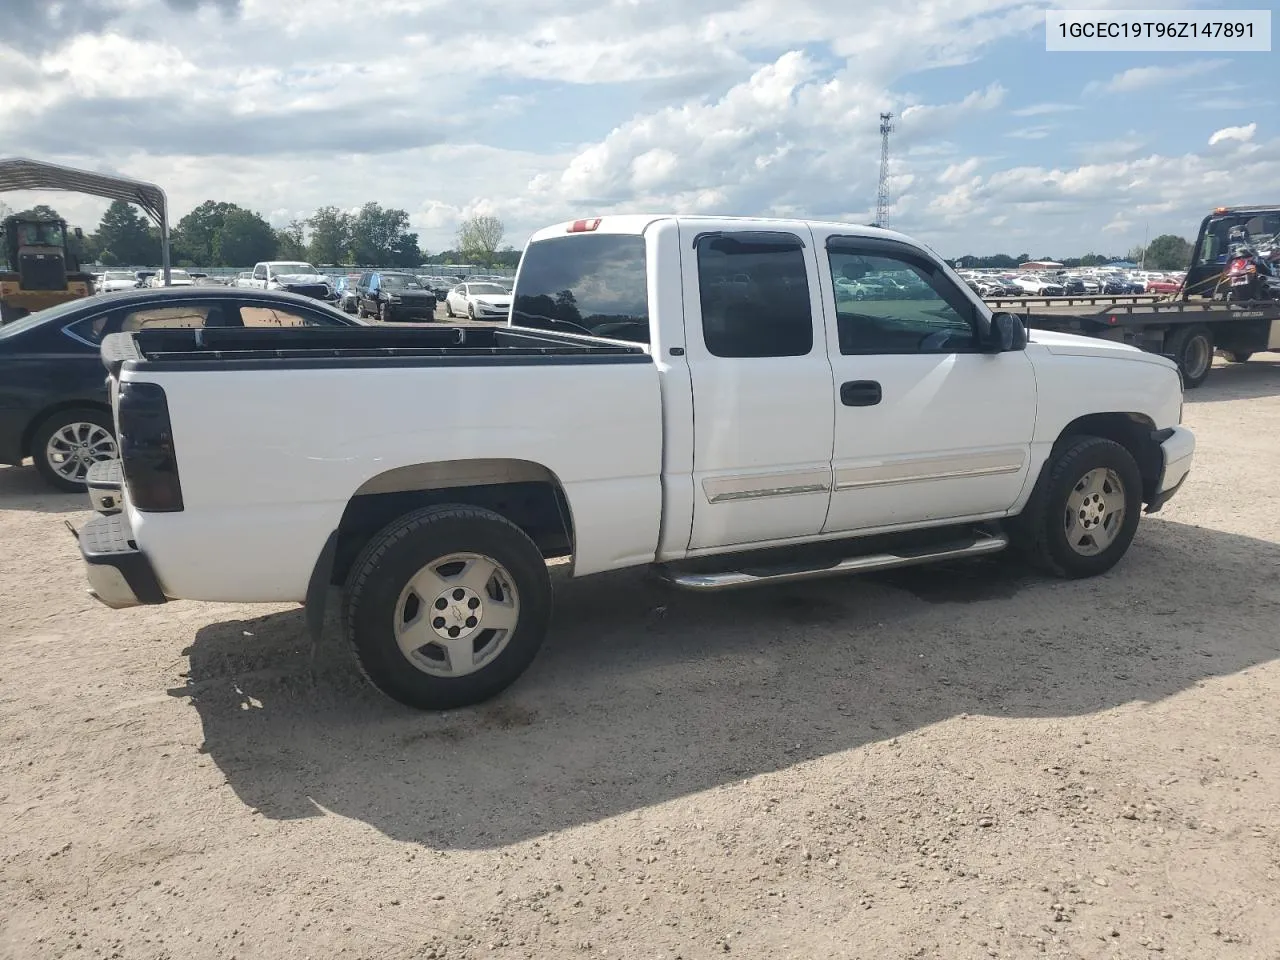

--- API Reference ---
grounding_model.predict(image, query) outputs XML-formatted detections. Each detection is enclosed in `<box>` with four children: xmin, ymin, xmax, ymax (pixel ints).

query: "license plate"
<box><xmin>1231</xmin><ymin>276</ymin><xmax>1249</xmax><ymax>285</ymax></box>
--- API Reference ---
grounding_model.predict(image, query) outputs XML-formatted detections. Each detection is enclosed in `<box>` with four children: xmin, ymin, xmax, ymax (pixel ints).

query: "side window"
<box><xmin>252</xmin><ymin>264</ymin><xmax>266</xmax><ymax>280</ymax></box>
<box><xmin>696</xmin><ymin>233</ymin><xmax>812</xmax><ymax>358</ymax></box>
<box><xmin>827</xmin><ymin>245</ymin><xmax>977</xmax><ymax>355</ymax></box>
<box><xmin>239</xmin><ymin>304</ymin><xmax>331</xmax><ymax>327</ymax></box>
<box><xmin>64</xmin><ymin>313</ymin><xmax>111</xmax><ymax>345</ymax></box>
<box><xmin>121</xmin><ymin>302</ymin><xmax>230</xmax><ymax>330</ymax></box>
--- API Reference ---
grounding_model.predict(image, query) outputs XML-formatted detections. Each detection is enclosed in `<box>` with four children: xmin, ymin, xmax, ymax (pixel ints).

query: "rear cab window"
<box><xmin>511</xmin><ymin>234</ymin><xmax>650</xmax><ymax>343</ymax></box>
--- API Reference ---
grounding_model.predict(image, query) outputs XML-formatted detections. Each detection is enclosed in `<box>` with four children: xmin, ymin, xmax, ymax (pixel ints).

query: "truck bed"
<box><xmin>101</xmin><ymin>324</ymin><xmax>648</xmax><ymax>375</ymax></box>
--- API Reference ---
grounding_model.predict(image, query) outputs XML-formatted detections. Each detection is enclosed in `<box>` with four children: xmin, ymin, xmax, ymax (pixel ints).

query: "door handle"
<box><xmin>840</xmin><ymin>380</ymin><xmax>882</xmax><ymax>406</ymax></box>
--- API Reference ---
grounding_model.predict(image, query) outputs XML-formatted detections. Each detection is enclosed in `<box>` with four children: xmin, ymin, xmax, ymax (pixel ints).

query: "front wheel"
<box><xmin>1007</xmin><ymin>436</ymin><xmax>1143</xmax><ymax>579</ymax></box>
<box><xmin>379</xmin><ymin>301</ymin><xmax>391</xmax><ymax>323</ymax></box>
<box><xmin>343</xmin><ymin>505</ymin><xmax>553</xmax><ymax>710</ymax></box>
<box><xmin>31</xmin><ymin>407</ymin><xmax>119</xmax><ymax>492</ymax></box>
<box><xmin>467</xmin><ymin>303</ymin><xmax>476</xmax><ymax>320</ymax></box>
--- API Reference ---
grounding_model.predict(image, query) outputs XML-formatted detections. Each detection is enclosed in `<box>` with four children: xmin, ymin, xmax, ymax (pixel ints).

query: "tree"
<box><xmin>351</xmin><ymin>202</ymin><xmax>411</xmax><ymax>264</ymax></box>
<box><xmin>275</xmin><ymin>219</ymin><xmax>307</xmax><ymax>260</ymax></box>
<box><xmin>14</xmin><ymin>203</ymin><xmax>62</xmax><ymax>221</ymax></box>
<box><xmin>215</xmin><ymin>207</ymin><xmax>277</xmax><ymax>266</ymax></box>
<box><xmin>174</xmin><ymin>200</ymin><xmax>237</xmax><ymax>265</ymax></box>
<box><xmin>1143</xmin><ymin>234</ymin><xmax>1192</xmax><ymax>271</ymax></box>
<box><xmin>456</xmin><ymin>215</ymin><xmax>505</xmax><ymax>267</ymax></box>
<box><xmin>388</xmin><ymin>231</ymin><xmax>423</xmax><ymax>268</ymax></box>
<box><xmin>1078</xmin><ymin>253</ymin><xmax>1107</xmax><ymax>267</ymax></box>
<box><xmin>306</xmin><ymin>206</ymin><xmax>353</xmax><ymax>264</ymax></box>
<box><xmin>94</xmin><ymin>200</ymin><xmax>159</xmax><ymax>266</ymax></box>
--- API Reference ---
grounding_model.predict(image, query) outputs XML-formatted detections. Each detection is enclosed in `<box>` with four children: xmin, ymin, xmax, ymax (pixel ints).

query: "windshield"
<box><xmin>381</xmin><ymin>274</ymin><xmax>423</xmax><ymax>289</ymax></box>
<box><xmin>16</xmin><ymin>222</ymin><xmax>65</xmax><ymax>246</ymax></box>
<box><xmin>512</xmin><ymin>235</ymin><xmax>649</xmax><ymax>343</ymax></box>
<box><xmin>271</xmin><ymin>263</ymin><xmax>319</xmax><ymax>275</ymax></box>
<box><xmin>468</xmin><ymin>283</ymin><xmax>508</xmax><ymax>295</ymax></box>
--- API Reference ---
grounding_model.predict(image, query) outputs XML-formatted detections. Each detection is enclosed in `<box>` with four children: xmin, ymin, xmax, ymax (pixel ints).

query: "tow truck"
<box><xmin>982</xmin><ymin>205</ymin><xmax>1280</xmax><ymax>388</ymax></box>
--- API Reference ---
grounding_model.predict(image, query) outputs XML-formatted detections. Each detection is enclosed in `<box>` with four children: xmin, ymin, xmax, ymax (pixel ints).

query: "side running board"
<box><xmin>654</xmin><ymin>530</ymin><xmax>1008</xmax><ymax>592</ymax></box>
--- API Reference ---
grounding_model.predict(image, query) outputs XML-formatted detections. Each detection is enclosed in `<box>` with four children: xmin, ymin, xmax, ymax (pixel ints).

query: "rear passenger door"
<box><xmin>680</xmin><ymin>223</ymin><xmax>835</xmax><ymax>550</ymax></box>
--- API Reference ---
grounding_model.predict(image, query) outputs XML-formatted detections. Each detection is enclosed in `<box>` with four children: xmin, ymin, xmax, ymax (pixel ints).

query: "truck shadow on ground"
<box><xmin>0</xmin><ymin>464</ymin><xmax>85</xmax><ymax>514</ymax></box>
<box><xmin>176</xmin><ymin>517</ymin><xmax>1280</xmax><ymax>850</ymax></box>
<box><xmin>1188</xmin><ymin>359</ymin><xmax>1280</xmax><ymax>402</ymax></box>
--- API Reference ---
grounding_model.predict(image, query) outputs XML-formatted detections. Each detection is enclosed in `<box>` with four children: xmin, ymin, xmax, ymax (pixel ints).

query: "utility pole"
<box><xmin>875</xmin><ymin>112</ymin><xmax>894</xmax><ymax>229</ymax></box>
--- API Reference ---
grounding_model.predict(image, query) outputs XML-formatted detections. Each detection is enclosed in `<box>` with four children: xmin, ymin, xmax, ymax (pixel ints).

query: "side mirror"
<box><xmin>984</xmin><ymin>312</ymin><xmax>1027</xmax><ymax>352</ymax></box>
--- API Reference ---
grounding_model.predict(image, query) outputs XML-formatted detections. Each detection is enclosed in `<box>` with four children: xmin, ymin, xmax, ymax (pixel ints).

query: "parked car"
<box><xmin>147</xmin><ymin>269</ymin><xmax>195</xmax><ymax>288</ymax></box>
<box><xmin>1147</xmin><ymin>277</ymin><xmax>1183</xmax><ymax>295</ymax></box>
<box><xmin>233</xmin><ymin>271</ymin><xmax>253</xmax><ymax>287</ymax></box>
<box><xmin>242</xmin><ymin>261</ymin><xmax>334</xmax><ymax>301</ymax></box>
<box><xmin>357</xmin><ymin>271</ymin><xmax>438</xmax><ymax>322</ymax></box>
<box><xmin>0</xmin><ymin>287</ymin><xmax>364</xmax><ymax>491</ymax></box>
<box><xmin>76</xmin><ymin>214</ymin><xmax>1192</xmax><ymax>712</ymax></box>
<box><xmin>97</xmin><ymin>271</ymin><xmax>140</xmax><ymax>293</ymax></box>
<box><xmin>421</xmin><ymin>276</ymin><xmax>454</xmax><ymax>301</ymax></box>
<box><xmin>334</xmin><ymin>274</ymin><xmax>363</xmax><ymax>313</ymax></box>
<box><xmin>444</xmin><ymin>281</ymin><xmax>513</xmax><ymax>320</ymax></box>
<box><xmin>1061</xmin><ymin>276</ymin><xmax>1086</xmax><ymax>295</ymax></box>
<box><xmin>134</xmin><ymin>271</ymin><xmax>156</xmax><ymax>286</ymax></box>
<box><xmin>1013</xmin><ymin>275</ymin><xmax>1065</xmax><ymax>296</ymax></box>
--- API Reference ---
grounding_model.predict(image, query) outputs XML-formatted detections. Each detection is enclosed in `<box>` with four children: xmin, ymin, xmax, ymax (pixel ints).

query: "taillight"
<box><xmin>567</xmin><ymin>218</ymin><xmax>602</xmax><ymax>233</ymax></box>
<box><xmin>117</xmin><ymin>381</ymin><xmax>183</xmax><ymax>512</ymax></box>
<box><xmin>1228</xmin><ymin>258</ymin><xmax>1251</xmax><ymax>274</ymax></box>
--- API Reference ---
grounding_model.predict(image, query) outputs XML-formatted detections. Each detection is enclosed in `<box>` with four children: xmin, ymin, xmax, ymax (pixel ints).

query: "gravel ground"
<box><xmin>2</xmin><ymin>358</ymin><xmax>1278</xmax><ymax>960</ymax></box>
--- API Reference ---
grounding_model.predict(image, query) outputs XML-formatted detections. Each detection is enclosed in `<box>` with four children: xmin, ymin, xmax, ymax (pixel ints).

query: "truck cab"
<box><xmin>0</xmin><ymin>216</ymin><xmax>95</xmax><ymax>323</ymax></box>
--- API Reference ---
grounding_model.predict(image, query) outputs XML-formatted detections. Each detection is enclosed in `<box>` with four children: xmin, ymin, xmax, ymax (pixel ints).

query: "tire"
<box><xmin>1165</xmin><ymin>324</ymin><xmax>1213</xmax><ymax>389</ymax></box>
<box><xmin>31</xmin><ymin>407</ymin><xmax>119</xmax><ymax>493</ymax></box>
<box><xmin>379</xmin><ymin>301</ymin><xmax>391</xmax><ymax>323</ymax></box>
<box><xmin>467</xmin><ymin>303</ymin><xmax>476</xmax><ymax>320</ymax></box>
<box><xmin>356</xmin><ymin>301</ymin><xmax>368</xmax><ymax>319</ymax></box>
<box><xmin>1221</xmin><ymin>350</ymin><xmax>1252</xmax><ymax>364</ymax></box>
<box><xmin>445</xmin><ymin>300</ymin><xmax>454</xmax><ymax>318</ymax></box>
<box><xmin>1006</xmin><ymin>436</ymin><xmax>1143</xmax><ymax>580</ymax></box>
<box><xmin>343</xmin><ymin>505</ymin><xmax>553</xmax><ymax>710</ymax></box>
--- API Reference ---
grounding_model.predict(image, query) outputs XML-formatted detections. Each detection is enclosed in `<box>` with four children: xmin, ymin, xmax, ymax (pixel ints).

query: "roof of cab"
<box><xmin>527</xmin><ymin>215</ymin><xmax>915</xmax><ymax>246</ymax></box>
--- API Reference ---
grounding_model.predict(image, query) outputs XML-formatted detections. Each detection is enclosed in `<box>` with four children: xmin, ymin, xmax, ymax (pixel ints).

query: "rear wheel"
<box><xmin>343</xmin><ymin>505</ymin><xmax>553</xmax><ymax>710</ymax></box>
<box><xmin>1007</xmin><ymin>436</ymin><xmax>1142</xmax><ymax>579</ymax></box>
<box><xmin>31</xmin><ymin>407</ymin><xmax>118</xmax><ymax>492</ymax></box>
<box><xmin>445</xmin><ymin>300</ymin><xmax>455</xmax><ymax>318</ymax></box>
<box><xmin>1166</xmin><ymin>324</ymin><xmax>1213</xmax><ymax>389</ymax></box>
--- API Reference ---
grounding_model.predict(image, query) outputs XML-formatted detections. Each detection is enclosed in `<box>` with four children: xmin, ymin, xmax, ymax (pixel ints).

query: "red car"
<box><xmin>1146</xmin><ymin>277</ymin><xmax>1183</xmax><ymax>294</ymax></box>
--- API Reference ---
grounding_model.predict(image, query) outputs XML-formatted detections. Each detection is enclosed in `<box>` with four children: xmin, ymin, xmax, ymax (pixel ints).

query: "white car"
<box><xmin>146</xmin><ymin>269</ymin><xmax>194</xmax><ymax>288</ymax></box>
<box><xmin>97</xmin><ymin>271</ymin><xmax>139</xmax><ymax>293</ymax></box>
<box><xmin>1013</xmin><ymin>275</ymin><xmax>1065</xmax><ymax>296</ymax></box>
<box><xmin>444</xmin><ymin>281</ymin><xmax>513</xmax><ymax>320</ymax></box>
<box><xmin>78</xmin><ymin>213</ymin><xmax>1193</xmax><ymax>714</ymax></box>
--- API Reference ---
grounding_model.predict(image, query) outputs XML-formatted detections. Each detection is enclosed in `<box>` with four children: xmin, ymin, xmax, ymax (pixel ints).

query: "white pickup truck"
<box><xmin>241</xmin><ymin>260</ymin><xmax>334</xmax><ymax>301</ymax></box>
<box><xmin>77</xmin><ymin>215</ymin><xmax>1194</xmax><ymax>710</ymax></box>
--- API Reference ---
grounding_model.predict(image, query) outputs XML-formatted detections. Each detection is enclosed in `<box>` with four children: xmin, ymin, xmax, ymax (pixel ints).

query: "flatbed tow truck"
<box><xmin>981</xmin><ymin>204</ymin><xmax>1280</xmax><ymax>388</ymax></box>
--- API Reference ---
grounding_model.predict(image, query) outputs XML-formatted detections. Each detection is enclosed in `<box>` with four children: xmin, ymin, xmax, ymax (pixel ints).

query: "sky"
<box><xmin>0</xmin><ymin>0</ymin><xmax>1276</xmax><ymax>258</ymax></box>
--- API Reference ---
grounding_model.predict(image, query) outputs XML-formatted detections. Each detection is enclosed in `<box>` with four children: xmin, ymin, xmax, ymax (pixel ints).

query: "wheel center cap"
<box><xmin>430</xmin><ymin>586</ymin><xmax>483</xmax><ymax>640</ymax></box>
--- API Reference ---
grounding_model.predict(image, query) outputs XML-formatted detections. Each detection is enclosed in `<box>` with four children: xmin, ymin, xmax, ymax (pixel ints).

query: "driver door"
<box><xmin>816</xmin><ymin>233</ymin><xmax>1036</xmax><ymax>533</ymax></box>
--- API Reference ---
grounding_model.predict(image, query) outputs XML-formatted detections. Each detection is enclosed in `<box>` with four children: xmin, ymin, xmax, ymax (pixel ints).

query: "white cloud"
<box><xmin>1084</xmin><ymin>59</ymin><xmax>1226</xmax><ymax>95</ymax></box>
<box><xmin>1010</xmin><ymin>102</ymin><xmax>1081</xmax><ymax>117</ymax></box>
<box><xmin>1005</xmin><ymin>125</ymin><xmax>1054</xmax><ymax>140</ymax></box>
<box><xmin>1208</xmin><ymin>122</ymin><xmax>1257</xmax><ymax>146</ymax></box>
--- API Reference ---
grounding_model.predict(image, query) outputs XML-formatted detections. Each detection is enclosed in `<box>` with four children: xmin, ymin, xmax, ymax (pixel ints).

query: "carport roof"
<box><xmin>0</xmin><ymin>157</ymin><xmax>168</xmax><ymax>226</ymax></box>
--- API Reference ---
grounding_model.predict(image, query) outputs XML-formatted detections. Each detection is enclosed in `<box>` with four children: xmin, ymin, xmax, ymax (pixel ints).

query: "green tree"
<box><xmin>14</xmin><ymin>203</ymin><xmax>62</xmax><ymax>221</ymax></box>
<box><xmin>1143</xmin><ymin>234</ymin><xmax>1192</xmax><ymax>271</ymax></box>
<box><xmin>388</xmin><ymin>231</ymin><xmax>423</xmax><ymax>267</ymax></box>
<box><xmin>94</xmin><ymin>200</ymin><xmax>159</xmax><ymax>266</ymax></box>
<box><xmin>1078</xmin><ymin>252</ymin><xmax>1107</xmax><ymax>267</ymax></box>
<box><xmin>174</xmin><ymin>200</ymin><xmax>237</xmax><ymax>265</ymax></box>
<box><xmin>350</xmin><ymin>202</ymin><xmax>411</xmax><ymax>264</ymax></box>
<box><xmin>456</xmin><ymin>215</ymin><xmax>505</xmax><ymax>267</ymax></box>
<box><xmin>215</xmin><ymin>207</ymin><xmax>277</xmax><ymax>266</ymax></box>
<box><xmin>275</xmin><ymin>219</ymin><xmax>307</xmax><ymax>260</ymax></box>
<box><xmin>306</xmin><ymin>206</ymin><xmax>353</xmax><ymax>264</ymax></box>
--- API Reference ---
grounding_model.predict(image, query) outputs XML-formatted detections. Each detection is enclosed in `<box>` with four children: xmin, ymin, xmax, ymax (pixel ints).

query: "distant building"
<box><xmin>1017</xmin><ymin>260</ymin><xmax>1064</xmax><ymax>271</ymax></box>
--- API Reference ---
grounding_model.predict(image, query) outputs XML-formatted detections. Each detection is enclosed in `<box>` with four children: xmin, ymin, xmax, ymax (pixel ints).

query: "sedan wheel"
<box><xmin>33</xmin><ymin>408</ymin><xmax>118</xmax><ymax>492</ymax></box>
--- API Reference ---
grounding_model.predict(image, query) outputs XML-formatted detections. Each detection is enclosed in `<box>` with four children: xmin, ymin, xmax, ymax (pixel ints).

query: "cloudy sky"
<box><xmin>0</xmin><ymin>0</ymin><xmax>1274</xmax><ymax>257</ymax></box>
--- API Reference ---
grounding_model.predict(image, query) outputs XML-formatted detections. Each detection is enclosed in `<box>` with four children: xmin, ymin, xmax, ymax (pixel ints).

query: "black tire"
<box><xmin>1221</xmin><ymin>350</ymin><xmax>1252</xmax><ymax>364</ymax></box>
<box><xmin>356</xmin><ymin>301</ymin><xmax>368</xmax><ymax>319</ymax></box>
<box><xmin>343</xmin><ymin>505</ymin><xmax>553</xmax><ymax>710</ymax></box>
<box><xmin>379</xmin><ymin>301</ymin><xmax>391</xmax><ymax>323</ymax></box>
<box><xmin>31</xmin><ymin>406</ymin><xmax>117</xmax><ymax>493</ymax></box>
<box><xmin>1166</xmin><ymin>324</ymin><xmax>1213</xmax><ymax>389</ymax></box>
<box><xmin>445</xmin><ymin>300</ymin><xmax>455</xmax><ymax>318</ymax></box>
<box><xmin>1007</xmin><ymin>436</ymin><xmax>1143</xmax><ymax>579</ymax></box>
<box><xmin>467</xmin><ymin>303</ymin><xmax>476</xmax><ymax>320</ymax></box>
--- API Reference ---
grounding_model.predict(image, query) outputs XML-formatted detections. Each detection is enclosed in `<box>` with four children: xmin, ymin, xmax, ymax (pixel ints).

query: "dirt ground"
<box><xmin>2</xmin><ymin>358</ymin><xmax>1278</xmax><ymax>960</ymax></box>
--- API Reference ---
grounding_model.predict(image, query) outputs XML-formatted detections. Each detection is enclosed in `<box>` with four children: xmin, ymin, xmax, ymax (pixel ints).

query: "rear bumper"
<box><xmin>1145</xmin><ymin>425</ymin><xmax>1195</xmax><ymax>514</ymax></box>
<box><xmin>78</xmin><ymin>513</ymin><xmax>167</xmax><ymax>609</ymax></box>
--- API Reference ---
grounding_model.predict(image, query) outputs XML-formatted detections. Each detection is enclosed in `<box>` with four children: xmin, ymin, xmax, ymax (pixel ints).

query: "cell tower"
<box><xmin>875</xmin><ymin>111</ymin><xmax>894</xmax><ymax>228</ymax></box>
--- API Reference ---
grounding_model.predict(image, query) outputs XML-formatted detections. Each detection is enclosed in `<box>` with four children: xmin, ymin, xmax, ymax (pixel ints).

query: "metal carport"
<box><xmin>0</xmin><ymin>157</ymin><xmax>171</xmax><ymax>283</ymax></box>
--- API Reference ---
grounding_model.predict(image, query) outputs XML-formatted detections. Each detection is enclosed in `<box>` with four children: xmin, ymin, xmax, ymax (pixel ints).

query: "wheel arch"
<box><xmin>1055</xmin><ymin>412</ymin><xmax>1162</xmax><ymax>503</ymax></box>
<box><xmin>329</xmin><ymin>458</ymin><xmax>577</xmax><ymax>588</ymax></box>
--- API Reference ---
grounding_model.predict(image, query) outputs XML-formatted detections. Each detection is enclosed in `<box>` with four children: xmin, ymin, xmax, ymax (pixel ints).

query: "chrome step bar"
<box><xmin>654</xmin><ymin>530</ymin><xmax>1008</xmax><ymax>592</ymax></box>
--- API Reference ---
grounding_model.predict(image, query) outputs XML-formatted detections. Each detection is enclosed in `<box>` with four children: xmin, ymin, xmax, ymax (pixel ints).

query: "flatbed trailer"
<box><xmin>981</xmin><ymin>294</ymin><xmax>1280</xmax><ymax>388</ymax></box>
